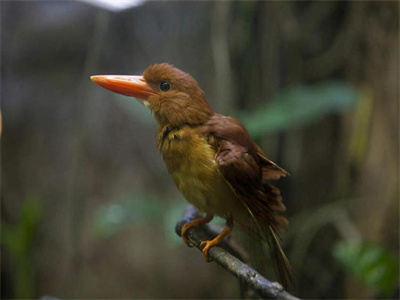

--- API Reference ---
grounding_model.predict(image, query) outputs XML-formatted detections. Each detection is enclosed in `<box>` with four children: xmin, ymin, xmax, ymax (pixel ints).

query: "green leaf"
<box><xmin>333</xmin><ymin>240</ymin><xmax>399</xmax><ymax>297</ymax></box>
<box><xmin>1</xmin><ymin>195</ymin><xmax>42</xmax><ymax>299</ymax></box>
<box><xmin>239</xmin><ymin>81</ymin><xmax>360</xmax><ymax>137</ymax></box>
<box><xmin>1</xmin><ymin>195</ymin><xmax>42</xmax><ymax>258</ymax></box>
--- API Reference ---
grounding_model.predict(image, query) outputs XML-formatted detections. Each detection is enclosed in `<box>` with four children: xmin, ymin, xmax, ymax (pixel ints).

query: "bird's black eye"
<box><xmin>159</xmin><ymin>81</ymin><xmax>170</xmax><ymax>92</ymax></box>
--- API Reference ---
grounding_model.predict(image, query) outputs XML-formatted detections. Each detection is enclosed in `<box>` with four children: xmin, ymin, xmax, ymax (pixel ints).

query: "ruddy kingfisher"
<box><xmin>91</xmin><ymin>63</ymin><xmax>292</xmax><ymax>287</ymax></box>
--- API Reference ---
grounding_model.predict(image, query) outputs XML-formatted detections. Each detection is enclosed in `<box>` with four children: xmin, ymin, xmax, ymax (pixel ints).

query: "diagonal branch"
<box><xmin>175</xmin><ymin>205</ymin><xmax>300</xmax><ymax>300</ymax></box>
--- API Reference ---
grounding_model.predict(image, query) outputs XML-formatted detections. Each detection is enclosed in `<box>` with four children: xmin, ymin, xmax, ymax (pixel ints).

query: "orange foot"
<box><xmin>181</xmin><ymin>214</ymin><xmax>214</xmax><ymax>246</ymax></box>
<box><xmin>200</xmin><ymin>218</ymin><xmax>234</xmax><ymax>262</ymax></box>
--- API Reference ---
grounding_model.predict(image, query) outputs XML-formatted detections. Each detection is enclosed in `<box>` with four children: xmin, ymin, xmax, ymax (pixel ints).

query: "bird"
<box><xmin>91</xmin><ymin>63</ymin><xmax>292</xmax><ymax>287</ymax></box>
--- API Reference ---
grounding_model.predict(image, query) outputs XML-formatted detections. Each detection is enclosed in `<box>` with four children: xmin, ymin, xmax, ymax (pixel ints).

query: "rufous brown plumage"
<box><xmin>91</xmin><ymin>63</ymin><xmax>292</xmax><ymax>288</ymax></box>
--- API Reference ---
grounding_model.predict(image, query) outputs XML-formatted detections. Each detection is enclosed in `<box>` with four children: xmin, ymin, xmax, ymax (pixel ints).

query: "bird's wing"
<box><xmin>204</xmin><ymin>114</ymin><xmax>292</xmax><ymax>288</ymax></box>
<box><xmin>255</xmin><ymin>145</ymin><xmax>289</xmax><ymax>180</ymax></box>
<box><xmin>205</xmin><ymin>114</ymin><xmax>288</xmax><ymax>181</ymax></box>
<box><xmin>204</xmin><ymin>114</ymin><xmax>288</xmax><ymax>230</ymax></box>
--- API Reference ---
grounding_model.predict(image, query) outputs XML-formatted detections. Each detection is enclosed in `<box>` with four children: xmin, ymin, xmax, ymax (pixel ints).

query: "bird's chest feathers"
<box><xmin>156</xmin><ymin>126</ymin><xmax>234</xmax><ymax>214</ymax></box>
<box><xmin>158</xmin><ymin>127</ymin><xmax>217</xmax><ymax>187</ymax></box>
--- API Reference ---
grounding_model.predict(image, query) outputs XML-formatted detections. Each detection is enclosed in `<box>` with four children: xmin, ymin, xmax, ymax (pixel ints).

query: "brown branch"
<box><xmin>175</xmin><ymin>205</ymin><xmax>300</xmax><ymax>300</ymax></box>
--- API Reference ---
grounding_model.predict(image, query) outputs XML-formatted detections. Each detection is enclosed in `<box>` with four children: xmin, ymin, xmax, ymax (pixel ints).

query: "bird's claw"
<box><xmin>181</xmin><ymin>223</ymin><xmax>195</xmax><ymax>247</ymax></box>
<box><xmin>180</xmin><ymin>214</ymin><xmax>214</xmax><ymax>248</ymax></box>
<box><xmin>200</xmin><ymin>240</ymin><xmax>215</xmax><ymax>262</ymax></box>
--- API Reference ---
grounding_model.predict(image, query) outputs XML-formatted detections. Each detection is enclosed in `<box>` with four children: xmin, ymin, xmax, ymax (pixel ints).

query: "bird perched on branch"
<box><xmin>91</xmin><ymin>63</ymin><xmax>292</xmax><ymax>287</ymax></box>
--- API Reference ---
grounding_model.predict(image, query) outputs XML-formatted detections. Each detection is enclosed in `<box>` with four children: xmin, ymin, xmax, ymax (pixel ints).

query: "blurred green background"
<box><xmin>1</xmin><ymin>1</ymin><xmax>399</xmax><ymax>299</ymax></box>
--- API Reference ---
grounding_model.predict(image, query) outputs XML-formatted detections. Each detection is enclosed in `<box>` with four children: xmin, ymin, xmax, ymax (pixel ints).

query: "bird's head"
<box><xmin>91</xmin><ymin>63</ymin><xmax>213</xmax><ymax>127</ymax></box>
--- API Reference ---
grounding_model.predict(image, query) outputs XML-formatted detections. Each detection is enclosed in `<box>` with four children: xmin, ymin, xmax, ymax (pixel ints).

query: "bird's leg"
<box><xmin>181</xmin><ymin>214</ymin><xmax>214</xmax><ymax>247</ymax></box>
<box><xmin>200</xmin><ymin>215</ymin><xmax>233</xmax><ymax>262</ymax></box>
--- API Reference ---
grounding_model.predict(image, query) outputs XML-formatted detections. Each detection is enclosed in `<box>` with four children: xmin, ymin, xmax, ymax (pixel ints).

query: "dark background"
<box><xmin>1</xmin><ymin>1</ymin><xmax>399</xmax><ymax>299</ymax></box>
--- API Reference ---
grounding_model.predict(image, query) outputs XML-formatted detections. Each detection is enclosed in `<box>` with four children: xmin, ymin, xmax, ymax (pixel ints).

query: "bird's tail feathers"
<box><xmin>236</xmin><ymin>189</ymin><xmax>293</xmax><ymax>289</ymax></box>
<box><xmin>267</xmin><ymin>225</ymin><xmax>293</xmax><ymax>289</ymax></box>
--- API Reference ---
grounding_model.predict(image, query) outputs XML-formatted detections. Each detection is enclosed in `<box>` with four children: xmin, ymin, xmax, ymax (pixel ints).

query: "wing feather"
<box><xmin>204</xmin><ymin>114</ymin><xmax>293</xmax><ymax>288</ymax></box>
<box><xmin>204</xmin><ymin>114</ymin><xmax>288</xmax><ymax>229</ymax></box>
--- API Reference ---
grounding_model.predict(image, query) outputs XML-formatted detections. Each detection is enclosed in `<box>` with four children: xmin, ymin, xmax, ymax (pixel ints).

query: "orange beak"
<box><xmin>90</xmin><ymin>75</ymin><xmax>156</xmax><ymax>100</ymax></box>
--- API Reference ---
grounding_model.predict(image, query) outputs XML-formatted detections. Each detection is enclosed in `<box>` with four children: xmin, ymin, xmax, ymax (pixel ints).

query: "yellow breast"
<box><xmin>157</xmin><ymin>126</ymin><xmax>240</xmax><ymax>217</ymax></box>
